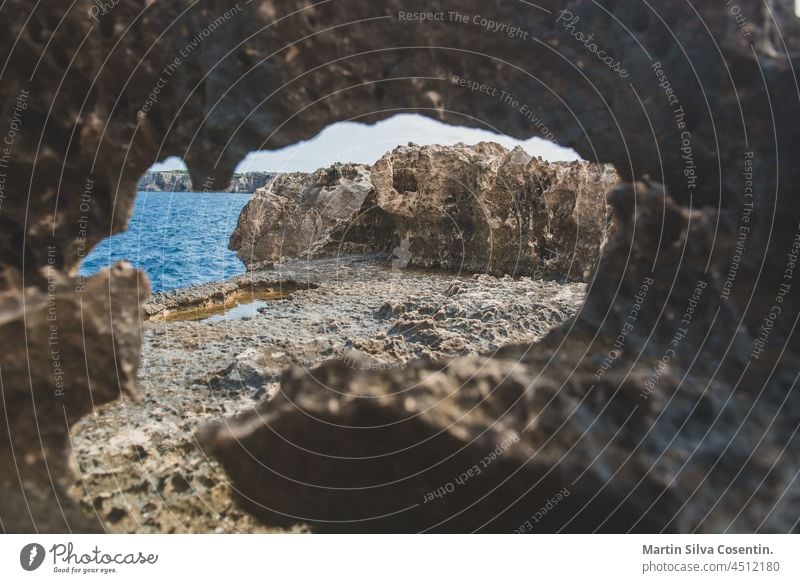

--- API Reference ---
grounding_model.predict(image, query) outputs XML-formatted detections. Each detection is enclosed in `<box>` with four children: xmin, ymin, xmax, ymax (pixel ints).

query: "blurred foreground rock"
<box><xmin>0</xmin><ymin>263</ymin><xmax>146</xmax><ymax>532</ymax></box>
<box><xmin>202</xmin><ymin>182</ymin><xmax>800</xmax><ymax>532</ymax></box>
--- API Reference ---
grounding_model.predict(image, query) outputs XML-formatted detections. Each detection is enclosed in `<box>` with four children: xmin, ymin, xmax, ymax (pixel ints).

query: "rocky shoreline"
<box><xmin>70</xmin><ymin>143</ymin><xmax>611</xmax><ymax>533</ymax></box>
<box><xmin>69</xmin><ymin>256</ymin><xmax>585</xmax><ymax>532</ymax></box>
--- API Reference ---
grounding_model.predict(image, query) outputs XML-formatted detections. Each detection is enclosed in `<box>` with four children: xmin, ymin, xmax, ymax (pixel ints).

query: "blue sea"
<box><xmin>81</xmin><ymin>191</ymin><xmax>252</xmax><ymax>293</ymax></box>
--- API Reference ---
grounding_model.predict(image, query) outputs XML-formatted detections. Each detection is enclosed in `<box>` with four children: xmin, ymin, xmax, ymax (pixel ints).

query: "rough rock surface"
<box><xmin>230</xmin><ymin>163</ymin><xmax>372</xmax><ymax>265</ymax></box>
<box><xmin>0</xmin><ymin>263</ymin><xmax>146</xmax><ymax>533</ymax></box>
<box><xmin>364</xmin><ymin>143</ymin><xmax>616</xmax><ymax>281</ymax></box>
<box><xmin>203</xmin><ymin>184</ymin><xmax>800</xmax><ymax>533</ymax></box>
<box><xmin>231</xmin><ymin>143</ymin><xmax>617</xmax><ymax>282</ymax></box>
<box><xmin>137</xmin><ymin>171</ymin><xmax>274</xmax><ymax>193</ymax></box>
<box><xmin>70</xmin><ymin>257</ymin><xmax>584</xmax><ymax>532</ymax></box>
<box><xmin>1</xmin><ymin>0</ymin><xmax>799</xmax><ymax>533</ymax></box>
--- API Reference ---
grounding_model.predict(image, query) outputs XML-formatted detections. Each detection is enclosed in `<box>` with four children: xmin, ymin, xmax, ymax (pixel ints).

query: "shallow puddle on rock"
<box><xmin>165</xmin><ymin>290</ymin><xmax>292</xmax><ymax>322</ymax></box>
<box><xmin>204</xmin><ymin>296</ymin><xmax>287</xmax><ymax>322</ymax></box>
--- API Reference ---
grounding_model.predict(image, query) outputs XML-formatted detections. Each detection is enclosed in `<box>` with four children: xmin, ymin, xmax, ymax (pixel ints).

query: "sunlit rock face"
<box><xmin>1</xmin><ymin>0</ymin><xmax>799</xmax><ymax>532</ymax></box>
<box><xmin>362</xmin><ymin>142</ymin><xmax>616</xmax><ymax>281</ymax></box>
<box><xmin>230</xmin><ymin>163</ymin><xmax>373</xmax><ymax>265</ymax></box>
<box><xmin>230</xmin><ymin>142</ymin><xmax>617</xmax><ymax>282</ymax></box>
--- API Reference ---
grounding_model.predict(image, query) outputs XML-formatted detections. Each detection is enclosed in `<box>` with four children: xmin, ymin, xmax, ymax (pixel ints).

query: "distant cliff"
<box><xmin>137</xmin><ymin>171</ymin><xmax>274</xmax><ymax>193</ymax></box>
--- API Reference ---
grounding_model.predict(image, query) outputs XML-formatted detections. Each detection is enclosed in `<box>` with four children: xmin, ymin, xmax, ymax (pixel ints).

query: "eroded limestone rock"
<box><xmin>360</xmin><ymin>142</ymin><xmax>616</xmax><ymax>281</ymax></box>
<box><xmin>230</xmin><ymin>143</ymin><xmax>617</xmax><ymax>281</ymax></box>
<box><xmin>230</xmin><ymin>163</ymin><xmax>372</xmax><ymax>265</ymax></box>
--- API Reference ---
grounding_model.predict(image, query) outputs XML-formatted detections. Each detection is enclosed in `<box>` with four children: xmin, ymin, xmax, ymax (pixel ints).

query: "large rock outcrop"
<box><xmin>1</xmin><ymin>0</ymin><xmax>799</xmax><ymax>533</ymax></box>
<box><xmin>231</xmin><ymin>143</ymin><xmax>617</xmax><ymax>281</ymax></box>
<box><xmin>230</xmin><ymin>163</ymin><xmax>372</xmax><ymax>265</ymax></box>
<box><xmin>349</xmin><ymin>142</ymin><xmax>616</xmax><ymax>281</ymax></box>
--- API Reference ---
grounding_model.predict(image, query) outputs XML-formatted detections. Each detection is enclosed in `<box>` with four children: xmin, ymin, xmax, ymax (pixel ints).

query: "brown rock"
<box><xmin>230</xmin><ymin>163</ymin><xmax>372</xmax><ymax>266</ymax></box>
<box><xmin>0</xmin><ymin>262</ymin><xmax>147</xmax><ymax>532</ymax></box>
<box><xmin>201</xmin><ymin>182</ymin><xmax>799</xmax><ymax>533</ymax></box>
<box><xmin>230</xmin><ymin>143</ymin><xmax>617</xmax><ymax>282</ymax></box>
<box><xmin>362</xmin><ymin>142</ymin><xmax>616</xmax><ymax>281</ymax></box>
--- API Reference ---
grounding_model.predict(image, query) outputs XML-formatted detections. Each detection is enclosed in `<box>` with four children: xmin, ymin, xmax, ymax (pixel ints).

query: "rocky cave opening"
<box><xmin>1</xmin><ymin>0</ymin><xmax>799</xmax><ymax>535</ymax></box>
<box><xmin>67</xmin><ymin>128</ymin><xmax>614</xmax><ymax>533</ymax></box>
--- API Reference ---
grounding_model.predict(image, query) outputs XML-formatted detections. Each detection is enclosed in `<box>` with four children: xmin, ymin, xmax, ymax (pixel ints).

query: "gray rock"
<box><xmin>138</xmin><ymin>171</ymin><xmax>274</xmax><ymax>193</ymax></box>
<box><xmin>230</xmin><ymin>163</ymin><xmax>373</xmax><ymax>266</ymax></box>
<box><xmin>230</xmin><ymin>143</ymin><xmax>617</xmax><ymax>282</ymax></box>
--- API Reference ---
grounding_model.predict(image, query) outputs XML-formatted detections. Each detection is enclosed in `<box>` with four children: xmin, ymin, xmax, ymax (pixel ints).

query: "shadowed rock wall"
<box><xmin>1</xmin><ymin>0</ymin><xmax>799</xmax><ymax>532</ymax></box>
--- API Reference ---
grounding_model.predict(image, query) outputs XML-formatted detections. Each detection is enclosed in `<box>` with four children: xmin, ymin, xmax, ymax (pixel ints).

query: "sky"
<box><xmin>149</xmin><ymin>113</ymin><xmax>581</xmax><ymax>174</ymax></box>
